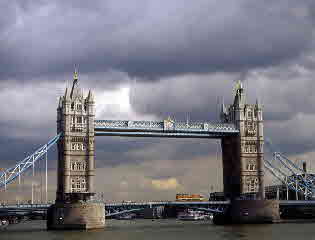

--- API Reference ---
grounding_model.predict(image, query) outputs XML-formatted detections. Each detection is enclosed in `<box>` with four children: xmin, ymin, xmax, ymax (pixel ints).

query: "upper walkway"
<box><xmin>94</xmin><ymin>120</ymin><xmax>239</xmax><ymax>138</ymax></box>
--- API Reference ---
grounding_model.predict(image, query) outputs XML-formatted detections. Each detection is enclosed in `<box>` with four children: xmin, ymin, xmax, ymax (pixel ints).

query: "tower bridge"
<box><xmin>0</xmin><ymin>70</ymin><xmax>290</xmax><ymax>229</ymax></box>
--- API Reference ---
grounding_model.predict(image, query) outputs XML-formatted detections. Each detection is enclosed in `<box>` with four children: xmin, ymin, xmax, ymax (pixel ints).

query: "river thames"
<box><xmin>1</xmin><ymin>220</ymin><xmax>315</xmax><ymax>240</ymax></box>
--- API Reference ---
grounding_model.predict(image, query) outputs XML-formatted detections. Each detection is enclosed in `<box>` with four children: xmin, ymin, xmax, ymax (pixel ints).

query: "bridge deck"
<box><xmin>94</xmin><ymin>120</ymin><xmax>239</xmax><ymax>138</ymax></box>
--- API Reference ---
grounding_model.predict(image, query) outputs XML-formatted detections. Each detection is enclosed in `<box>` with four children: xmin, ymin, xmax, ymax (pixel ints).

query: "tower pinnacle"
<box><xmin>70</xmin><ymin>67</ymin><xmax>79</xmax><ymax>99</ymax></box>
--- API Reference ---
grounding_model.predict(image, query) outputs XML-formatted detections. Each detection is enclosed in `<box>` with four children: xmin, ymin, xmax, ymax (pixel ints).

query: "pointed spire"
<box><xmin>70</xmin><ymin>67</ymin><xmax>79</xmax><ymax>99</ymax></box>
<box><xmin>64</xmin><ymin>88</ymin><xmax>70</xmax><ymax>100</ymax></box>
<box><xmin>58</xmin><ymin>96</ymin><xmax>63</xmax><ymax>108</ymax></box>
<box><xmin>221</xmin><ymin>98</ymin><xmax>227</xmax><ymax>114</ymax></box>
<box><xmin>220</xmin><ymin>98</ymin><xmax>228</xmax><ymax>122</ymax></box>
<box><xmin>87</xmin><ymin>90</ymin><xmax>94</xmax><ymax>102</ymax></box>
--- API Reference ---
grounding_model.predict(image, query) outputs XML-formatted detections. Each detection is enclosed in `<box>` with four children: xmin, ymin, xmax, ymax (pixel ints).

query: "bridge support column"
<box><xmin>47</xmin><ymin>202</ymin><xmax>105</xmax><ymax>230</ymax></box>
<box><xmin>213</xmin><ymin>200</ymin><xmax>280</xmax><ymax>224</ymax></box>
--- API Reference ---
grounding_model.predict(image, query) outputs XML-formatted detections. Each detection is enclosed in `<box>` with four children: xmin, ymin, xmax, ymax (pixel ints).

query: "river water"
<box><xmin>1</xmin><ymin>220</ymin><xmax>315</xmax><ymax>240</ymax></box>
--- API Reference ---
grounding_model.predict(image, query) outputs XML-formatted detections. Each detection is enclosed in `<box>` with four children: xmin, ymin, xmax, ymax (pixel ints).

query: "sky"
<box><xmin>1</xmin><ymin>0</ymin><xmax>315</xmax><ymax>203</ymax></box>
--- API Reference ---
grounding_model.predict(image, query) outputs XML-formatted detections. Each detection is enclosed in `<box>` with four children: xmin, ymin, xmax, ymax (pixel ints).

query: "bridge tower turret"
<box><xmin>48</xmin><ymin>70</ymin><xmax>105</xmax><ymax>230</ymax></box>
<box><xmin>221</xmin><ymin>81</ymin><xmax>264</xmax><ymax>200</ymax></box>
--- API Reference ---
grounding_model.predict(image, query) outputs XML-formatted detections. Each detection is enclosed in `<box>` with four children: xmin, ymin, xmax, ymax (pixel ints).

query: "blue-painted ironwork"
<box><xmin>94</xmin><ymin>119</ymin><xmax>239</xmax><ymax>138</ymax></box>
<box><xmin>264</xmin><ymin>161</ymin><xmax>312</xmax><ymax>196</ymax></box>
<box><xmin>264</xmin><ymin>138</ymin><xmax>315</xmax><ymax>197</ymax></box>
<box><xmin>0</xmin><ymin>133</ymin><xmax>62</xmax><ymax>189</ymax></box>
<box><xmin>105</xmin><ymin>208</ymin><xmax>144</xmax><ymax>217</ymax></box>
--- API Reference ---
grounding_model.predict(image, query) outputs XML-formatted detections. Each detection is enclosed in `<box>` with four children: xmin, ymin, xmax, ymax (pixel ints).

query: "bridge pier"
<box><xmin>47</xmin><ymin>202</ymin><xmax>105</xmax><ymax>230</ymax></box>
<box><xmin>213</xmin><ymin>200</ymin><xmax>280</xmax><ymax>224</ymax></box>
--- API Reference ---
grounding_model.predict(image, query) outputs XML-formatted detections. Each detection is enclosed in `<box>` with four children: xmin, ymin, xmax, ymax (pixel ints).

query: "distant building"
<box><xmin>176</xmin><ymin>193</ymin><xmax>205</xmax><ymax>201</ymax></box>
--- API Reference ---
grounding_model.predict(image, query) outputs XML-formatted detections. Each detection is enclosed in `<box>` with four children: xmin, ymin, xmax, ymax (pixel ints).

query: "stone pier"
<box><xmin>47</xmin><ymin>202</ymin><xmax>105</xmax><ymax>230</ymax></box>
<box><xmin>213</xmin><ymin>200</ymin><xmax>280</xmax><ymax>224</ymax></box>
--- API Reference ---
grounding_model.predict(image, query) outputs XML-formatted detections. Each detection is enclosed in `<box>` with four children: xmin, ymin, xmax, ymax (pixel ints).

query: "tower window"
<box><xmin>77</xmin><ymin>104</ymin><xmax>82</xmax><ymax>110</ymax></box>
<box><xmin>245</xmin><ymin>146</ymin><xmax>249</xmax><ymax>153</ymax></box>
<box><xmin>71</xmin><ymin>102</ymin><xmax>75</xmax><ymax>110</ymax></box>
<box><xmin>248</xmin><ymin>111</ymin><xmax>252</xmax><ymax>119</ymax></box>
<box><xmin>77</xmin><ymin>116</ymin><xmax>82</xmax><ymax>124</ymax></box>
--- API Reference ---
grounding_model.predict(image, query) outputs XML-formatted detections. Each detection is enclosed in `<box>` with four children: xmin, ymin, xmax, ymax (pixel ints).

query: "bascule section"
<box><xmin>47</xmin><ymin>71</ymin><xmax>105</xmax><ymax>230</ymax></box>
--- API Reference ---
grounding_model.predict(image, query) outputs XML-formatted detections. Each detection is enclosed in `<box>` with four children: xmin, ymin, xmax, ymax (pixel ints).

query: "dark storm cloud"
<box><xmin>0</xmin><ymin>0</ymin><xmax>313</xmax><ymax>82</ymax></box>
<box><xmin>2</xmin><ymin>1</ymin><xmax>315</xmax><ymax>201</ymax></box>
<box><xmin>130</xmin><ymin>60</ymin><xmax>315</xmax><ymax>156</ymax></box>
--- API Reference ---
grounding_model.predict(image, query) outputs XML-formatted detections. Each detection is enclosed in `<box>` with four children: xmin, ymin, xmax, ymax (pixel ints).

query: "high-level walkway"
<box><xmin>94</xmin><ymin>120</ymin><xmax>239</xmax><ymax>138</ymax></box>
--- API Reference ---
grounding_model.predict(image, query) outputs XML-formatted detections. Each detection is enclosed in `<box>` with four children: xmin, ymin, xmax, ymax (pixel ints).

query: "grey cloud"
<box><xmin>1</xmin><ymin>1</ymin><xmax>315</xmax><ymax>201</ymax></box>
<box><xmin>130</xmin><ymin>60</ymin><xmax>315</xmax><ymax>155</ymax></box>
<box><xmin>0</xmin><ymin>0</ymin><xmax>313</xmax><ymax>82</ymax></box>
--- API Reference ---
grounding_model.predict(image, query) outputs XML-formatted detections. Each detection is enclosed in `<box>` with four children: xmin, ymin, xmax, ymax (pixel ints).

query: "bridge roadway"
<box><xmin>0</xmin><ymin>201</ymin><xmax>229</xmax><ymax>211</ymax></box>
<box><xmin>94</xmin><ymin>120</ymin><xmax>239</xmax><ymax>138</ymax></box>
<box><xmin>2</xmin><ymin>200</ymin><xmax>315</xmax><ymax>211</ymax></box>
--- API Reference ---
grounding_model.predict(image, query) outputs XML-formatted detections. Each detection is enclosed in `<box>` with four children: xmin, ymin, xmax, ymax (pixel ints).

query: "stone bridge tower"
<box><xmin>220</xmin><ymin>81</ymin><xmax>264</xmax><ymax>200</ymax></box>
<box><xmin>56</xmin><ymin>71</ymin><xmax>95</xmax><ymax>202</ymax></box>
<box><xmin>47</xmin><ymin>71</ymin><xmax>105</xmax><ymax>230</ymax></box>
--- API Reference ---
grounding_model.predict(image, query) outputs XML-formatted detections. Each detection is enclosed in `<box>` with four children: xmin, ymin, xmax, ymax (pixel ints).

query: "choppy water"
<box><xmin>1</xmin><ymin>220</ymin><xmax>315</xmax><ymax>240</ymax></box>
